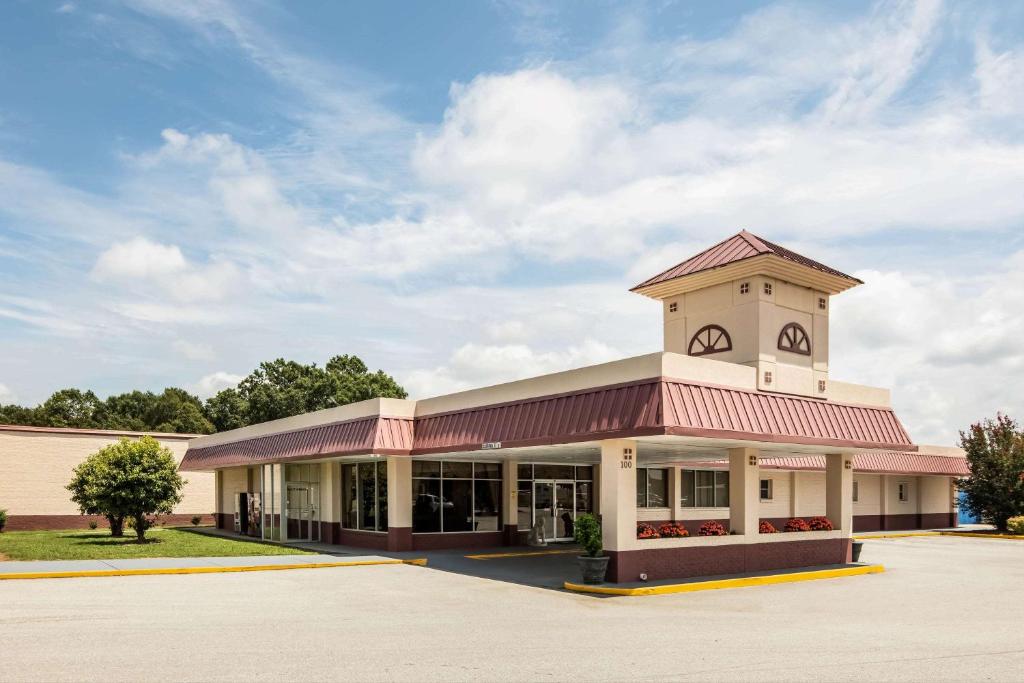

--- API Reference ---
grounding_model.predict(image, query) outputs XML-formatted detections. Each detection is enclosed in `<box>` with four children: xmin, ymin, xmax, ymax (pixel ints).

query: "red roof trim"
<box><xmin>180</xmin><ymin>377</ymin><xmax>915</xmax><ymax>470</ymax></box>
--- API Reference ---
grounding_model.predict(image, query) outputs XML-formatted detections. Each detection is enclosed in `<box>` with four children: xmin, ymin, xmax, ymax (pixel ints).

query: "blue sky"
<box><xmin>2</xmin><ymin>0</ymin><xmax>1024</xmax><ymax>444</ymax></box>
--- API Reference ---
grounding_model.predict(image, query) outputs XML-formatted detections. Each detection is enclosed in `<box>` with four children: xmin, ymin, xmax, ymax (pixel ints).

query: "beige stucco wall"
<box><xmin>920</xmin><ymin>476</ymin><xmax>953</xmax><ymax>514</ymax></box>
<box><xmin>218</xmin><ymin>466</ymin><xmax>250</xmax><ymax>516</ymax></box>
<box><xmin>853</xmin><ymin>473</ymin><xmax>881</xmax><ymax>516</ymax></box>
<box><xmin>662</xmin><ymin>275</ymin><xmax>830</xmax><ymax>398</ymax></box>
<box><xmin>0</xmin><ymin>429</ymin><xmax>212</xmax><ymax>517</ymax></box>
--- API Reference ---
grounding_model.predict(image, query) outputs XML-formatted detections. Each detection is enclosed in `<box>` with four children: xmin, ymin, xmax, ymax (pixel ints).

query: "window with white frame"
<box><xmin>760</xmin><ymin>478</ymin><xmax>773</xmax><ymax>501</ymax></box>
<box><xmin>898</xmin><ymin>481</ymin><xmax>910</xmax><ymax>503</ymax></box>
<box><xmin>636</xmin><ymin>468</ymin><xmax>668</xmax><ymax>508</ymax></box>
<box><xmin>681</xmin><ymin>470</ymin><xmax>729</xmax><ymax>508</ymax></box>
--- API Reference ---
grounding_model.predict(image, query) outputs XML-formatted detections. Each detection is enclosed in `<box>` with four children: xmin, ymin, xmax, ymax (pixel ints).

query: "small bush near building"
<box><xmin>759</xmin><ymin>520</ymin><xmax>778</xmax><ymax>534</ymax></box>
<box><xmin>698</xmin><ymin>520</ymin><xmax>728</xmax><ymax>536</ymax></box>
<box><xmin>808</xmin><ymin>516</ymin><xmax>834</xmax><ymax>531</ymax></box>
<box><xmin>191</xmin><ymin>515</ymin><xmax>202</xmax><ymax>526</ymax></box>
<box><xmin>658</xmin><ymin>522</ymin><xmax>689</xmax><ymax>538</ymax></box>
<box><xmin>1007</xmin><ymin>516</ymin><xmax>1024</xmax><ymax>535</ymax></box>
<box><xmin>573</xmin><ymin>513</ymin><xmax>603</xmax><ymax>557</ymax></box>
<box><xmin>637</xmin><ymin>522</ymin><xmax>660</xmax><ymax>539</ymax></box>
<box><xmin>0</xmin><ymin>508</ymin><xmax>7</xmax><ymax>532</ymax></box>
<box><xmin>88</xmin><ymin>520</ymin><xmax>98</xmax><ymax>530</ymax></box>
<box><xmin>785</xmin><ymin>518</ymin><xmax>811</xmax><ymax>532</ymax></box>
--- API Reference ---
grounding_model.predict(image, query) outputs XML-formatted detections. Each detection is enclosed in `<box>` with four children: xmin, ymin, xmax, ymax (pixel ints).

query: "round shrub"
<box><xmin>784</xmin><ymin>518</ymin><xmax>811</xmax><ymax>532</ymax></box>
<box><xmin>636</xmin><ymin>522</ymin><xmax>660</xmax><ymax>539</ymax></box>
<box><xmin>1006</xmin><ymin>516</ymin><xmax>1024</xmax><ymax>535</ymax></box>
<box><xmin>191</xmin><ymin>515</ymin><xmax>202</xmax><ymax>526</ymax></box>
<box><xmin>88</xmin><ymin>520</ymin><xmax>98</xmax><ymax>530</ymax></box>
<box><xmin>658</xmin><ymin>522</ymin><xmax>689</xmax><ymax>538</ymax></box>
<box><xmin>759</xmin><ymin>520</ymin><xmax>778</xmax><ymax>534</ymax></box>
<box><xmin>698</xmin><ymin>520</ymin><xmax>728</xmax><ymax>536</ymax></box>
<box><xmin>808</xmin><ymin>516</ymin><xmax>834</xmax><ymax>531</ymax></box>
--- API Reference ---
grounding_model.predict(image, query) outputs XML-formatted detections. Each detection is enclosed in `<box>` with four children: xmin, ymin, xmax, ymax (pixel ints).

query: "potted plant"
<box><xmin>784</xmin><ymin>517</ymin><xmax>810</xmax><ymax>532</ymax></box>
<box><xmin>698</xmin><ymin>520</ymin><xmax>728</xmax><ymax>536</ymax></box>
<box><xmin>573</xmin><ymin>513</ymin><xmax>609</xmax><ymax>584</ymax></box>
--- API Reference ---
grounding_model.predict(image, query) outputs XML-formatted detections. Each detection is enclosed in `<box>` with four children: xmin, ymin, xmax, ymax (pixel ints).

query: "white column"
<box><xmin>728</xmin><ymin>448</ymin><xmax>760</xmax><ymax>535</ymax></box>
<box><xmin>599</xmin><ymin>439</ymin><xmax>638</xmax><ymax>552</ymax></box>
<box><xmin>503</xmin><ymin>459</ymin><xmax>518</xmax><ymax>530</ymax></box>
<box><xmin>825</xmin><ymin>453</ymin><xmax>853</xmax><ymax>533</ymax></box>
<box><xmin>387</xmin><ymin>456</ymin><xmax>412</xmax><ymax>530</ymax></box>
<box><xmin>789</xmin><ymin>471</ymin><xmax>799</xmax><ymax>517</ymax></box>
<box><xmin>319</xmin><ymin>462</ymin><xmax>340</xmax><ymax>525</ymax></box>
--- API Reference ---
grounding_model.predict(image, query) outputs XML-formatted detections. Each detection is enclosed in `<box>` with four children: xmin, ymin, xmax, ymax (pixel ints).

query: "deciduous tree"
<box><xmin>66</xmin><ymin>436</ymin><xmax>185</xmax><ymax>540</ymax></box>
<box><xmin>959</xmin><ymin>414</ymin><xmax>1024</xmax><ymax>531</ymax></box>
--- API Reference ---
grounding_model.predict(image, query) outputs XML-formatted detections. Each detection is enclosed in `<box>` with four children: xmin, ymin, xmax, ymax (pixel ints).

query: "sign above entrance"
<box><xmin>481</xmin><ymin>442</ymin><xmax>502</xmax><ymax>450</ymax></box>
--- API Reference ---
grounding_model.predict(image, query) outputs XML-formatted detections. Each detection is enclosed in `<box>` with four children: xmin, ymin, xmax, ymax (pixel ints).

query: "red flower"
<box><xmin>759</xmin><ymin>520</ymin><xmax>778</xmax><ymax>534</ymax></box>
<box><xmin>784</xmin><ymin>518</ymin><xmax>811</xmax><ymax>532</ymax></box>
<box><xmin>808</xmin><ymin>516</ymin><xmax>834</xmax><ymax>531</ymax></box>
<box><xmin>698</xmin><ymin>520</ymin><xmax>728</xmax><ymax>536</ymax></box>
<box><xmin>658</xmin><ymin>522</ymin><xmax>690</xmax><ymax>538</ymax></box>
<box><xmin>636</xmin><ymin>522</ymin><xmax>661</xmax><ymax>539</ymax></box>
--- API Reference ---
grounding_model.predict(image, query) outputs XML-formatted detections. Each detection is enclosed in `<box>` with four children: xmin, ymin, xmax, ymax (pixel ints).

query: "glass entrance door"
<box><xmin>285</xmin><ymin>483</ymin><xmax>320</xmax><ymax>542</ymax></box>
<box><xmin>533</xmin><ymin>480</ymin><xmax>575</xmax><ymax>542</ymax></box>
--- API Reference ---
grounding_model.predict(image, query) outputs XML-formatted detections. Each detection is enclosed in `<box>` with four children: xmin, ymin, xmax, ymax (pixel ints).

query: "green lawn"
<box><xmin>0</xmin><ymin>527</ymin><xmax>315</xmax><ymax>562</ymax></box>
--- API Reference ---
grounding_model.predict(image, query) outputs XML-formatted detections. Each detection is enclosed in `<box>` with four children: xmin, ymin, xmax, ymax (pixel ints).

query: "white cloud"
<box><xmin>172</xmin><ymin>340</ymin><xmax>215</xmax><ymax>361</ymax></box>
<box><xmin>92</xmin><ymin>236</ymin><xmax>187</xmax><ymax>280</ymax></box>
<box><xmin>0</xmin><ymin>382</ymin><xmax>14</xmax><ymax>404</ymax></box>
<box><xmin>192</xmin><ymin>371</ymin><xmax>244</xmax><ymax>399</ymax></box>
<box><xmin>401</xmin><ymin>339</ymin><xmax>622</xmax><ymax>398</ymax></box>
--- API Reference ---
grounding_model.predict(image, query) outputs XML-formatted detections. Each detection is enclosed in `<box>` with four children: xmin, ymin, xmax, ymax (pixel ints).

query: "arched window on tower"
<box><xmin>688</xmin><ymin>324</ymin><xmax>733</xmax><ymax>357</ymax></box>
<box><xmin>777</xmin><ymin>322</ymin><xmax>811</xmax><ymax>355</ymax></box>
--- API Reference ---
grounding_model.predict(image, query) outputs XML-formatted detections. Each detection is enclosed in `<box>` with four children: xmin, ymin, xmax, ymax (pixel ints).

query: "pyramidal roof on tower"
<box><xmin>631</xmin><ymin>230</ymin><xmax>863</xmax><ymax>297</ymax></box>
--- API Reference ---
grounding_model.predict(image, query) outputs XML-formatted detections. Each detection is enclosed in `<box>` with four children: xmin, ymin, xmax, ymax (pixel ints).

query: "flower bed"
<box><xmin>784</xmin><ymin>517</ymin><xmax>811</xmax><ymax>532</ymax></box>
<box><xmin>698</xmin><ymin>520</ymin><xmax>728</xmax><ymax>536</ymax></box>
<box><xmin>759</xmin><ymin>520</ymin><xmax>779</xmax><ymax>534</ymax></box>
<box><xmin>658</xmin><ymin>522</ymin><xmax>689</xmax><ymax>538</ymax></box>
<box><xmin>807</xmin><ymin>516</ymin><xmax>834</xmax><ymax>531</ymax></box>
<box><xmin>636</xmin><ymin>522</ymin><xmax>660</xmax><ymax>539</ymax></box>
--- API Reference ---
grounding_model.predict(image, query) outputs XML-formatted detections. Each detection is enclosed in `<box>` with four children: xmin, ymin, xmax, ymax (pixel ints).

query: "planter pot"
<box><xmin>851</xmin><ymin>540</ymin><xmax>864</xmax><ymax>562</ymax></box>
<box><xmin>577</xmin><ymin>555</ymin><xmax>610</xmax><ymax>585</ymax></box>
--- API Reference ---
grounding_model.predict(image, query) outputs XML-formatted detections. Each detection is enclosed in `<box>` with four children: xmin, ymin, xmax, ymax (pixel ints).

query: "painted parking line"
<box><xmin>853</xmin><ymin>532</ymin><xmax>940</xmax><ymax>540</ymax></box>
<box><xmin>0</xmin><ymin>558</ymin><xmax>428</xmax><ymax>581</ymax></box>
<box><xmin>466</xmin><ymin>549</ymin><xmax>580</xmax><ymax>560</ymax></box>
<box><xmin>564</xmin><ymin>564</ymin><xmax>885</xmax><ymax>596</ymax></box>
<box><xmin>938</xmin><ymin>531</ymin><xmax>1024</xmax><ymax>540</ymax></box>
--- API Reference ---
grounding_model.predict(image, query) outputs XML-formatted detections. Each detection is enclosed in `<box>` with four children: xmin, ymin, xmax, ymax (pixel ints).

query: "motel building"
<box><xmin>180</xmin><ymin>231</ymin><xmax>969</xmax><ymax>582</ymax></box>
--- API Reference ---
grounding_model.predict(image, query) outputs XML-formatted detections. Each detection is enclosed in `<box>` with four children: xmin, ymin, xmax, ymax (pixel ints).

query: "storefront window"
<box><xmin>412</xmin><ymin>461</ymin><xmax>502</xmax><ymax>533</ymax></box>
<box><xmin>682</xmin><ymin>470</ymin><xmax>729</xmax><ymax>508</ymax></box>
<box><xmin>341</xmin><ymin>460</ymin><xmax>387</xmax><ymax>531</ymax></box>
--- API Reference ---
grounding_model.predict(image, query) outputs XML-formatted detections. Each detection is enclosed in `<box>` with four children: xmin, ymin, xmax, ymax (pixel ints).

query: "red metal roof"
<box><xmin>758</xmin><ymin>453</ymin><xmax>969</xmax><ymax>476</ymax></box>
<box><xmin>179</xmin><ymin>416</ymin><xmax>413</xmax><ymax>471</ymax></box>
<box><xmin>631</xmin><ymin>230</ymin><xmax>862</xmax><ymax>291</ymax></box>
<box><xmin>661</xmin><ymin>380</ymin><xmax>912</xmax><ymax>450</ymax></box>
<box><xmin>0</xmin><ymin>424</ymin><xmax>199</xmax><ymax>440</ymax></box>
<box><xmin>180</xmin><ymin>378</ymin><xmax>916</xmax><ymax>471</ymax></box>
<box><xmin>413</xmin><ymin>380</ymin><xmax>664</xmax><ymax>453</ymax></box>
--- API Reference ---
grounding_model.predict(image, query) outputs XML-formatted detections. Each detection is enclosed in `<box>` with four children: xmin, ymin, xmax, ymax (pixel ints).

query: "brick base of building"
<box><xmin>3</xmin><ymin>513</ymin><xmax>215</xmax><ymax>532</ymax></box>
<box><xmin>607</xmin><ymin>537</ymin><xmax>852</xmax><ymax>583</ymax></box>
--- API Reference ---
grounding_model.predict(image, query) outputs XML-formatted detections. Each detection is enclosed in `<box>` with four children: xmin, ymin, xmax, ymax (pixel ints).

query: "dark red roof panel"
<box><xmin>631</xmin><ymin>230</ymin><xmax>861</xmax><ymax>291</ymax></box>
<box><xmin>179</xmin><ymin>416</ymin><xmax>413</xmax><ymax>471</ymax></box>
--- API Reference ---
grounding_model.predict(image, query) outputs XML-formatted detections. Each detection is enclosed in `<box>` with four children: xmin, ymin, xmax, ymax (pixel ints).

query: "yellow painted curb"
<box><xmin>564</xmin><ymin>564</ymin><xmax>885</xmax><ymax>596</ymax></box>
<box><xmin>0</xmin><ymin>557</ymin><xmax>428</xmax><ymax>581</ymax></box>
<box><xmin>938</xmin><ymin>531</ymin><xmax>1024</xmax><ymax>540</ymax></box>
<box><xmin>466</xmin><ymin>549</ymin><xmax>579</xmax><ymax>560</ymax></box>
<box><xmin>853</xmin><ymin>532</ymin><xmax>939</xmax><ymax>540</ymax></box>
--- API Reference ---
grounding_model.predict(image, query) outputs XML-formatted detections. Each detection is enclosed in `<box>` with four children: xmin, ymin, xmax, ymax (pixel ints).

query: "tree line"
<box><xmin>0</xmin><ymin>354</ymin><xmax>407</xmax><ymax>435</ymax></box>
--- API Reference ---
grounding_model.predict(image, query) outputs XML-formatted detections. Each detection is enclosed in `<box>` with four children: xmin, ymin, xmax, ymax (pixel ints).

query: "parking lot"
<box><xmin>1</xmin><ymin>535</ymin><xmax>1022</xmax><ymax>682</ymax></box>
